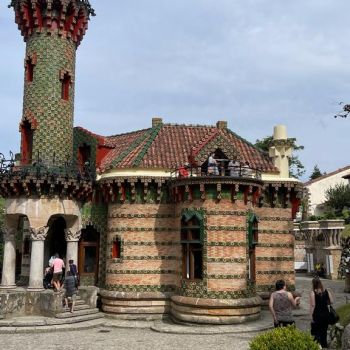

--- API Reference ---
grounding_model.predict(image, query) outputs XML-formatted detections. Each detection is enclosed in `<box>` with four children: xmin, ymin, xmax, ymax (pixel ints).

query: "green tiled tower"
<box><xmin>10</xmin><ymin>0</ymin><xmax>94</xmax><ymax>165</ymax></box>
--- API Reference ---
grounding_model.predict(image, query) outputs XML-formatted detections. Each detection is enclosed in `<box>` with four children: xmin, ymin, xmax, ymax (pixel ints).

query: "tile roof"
<box><xmin>92</xmin><ymin>123</ymin><xmax>277</xmax><ymax>174</ymax></box>
<box><xmin>304</xmin><ymin>165</ymin><xmax>350</xmax><ymax>186</ymax></box>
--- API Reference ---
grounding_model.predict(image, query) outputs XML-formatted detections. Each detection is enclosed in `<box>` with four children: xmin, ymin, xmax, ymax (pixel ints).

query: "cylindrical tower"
<box><xmin>10</xmin><ymin>0</ymin><xmax>94</xmax><ymax>165</ymax></box>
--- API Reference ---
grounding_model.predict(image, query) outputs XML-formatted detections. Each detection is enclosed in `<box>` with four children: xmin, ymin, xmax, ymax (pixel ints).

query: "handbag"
<box><xmin>328</xmin><ymin>305</ymin><xmax>339</xmax><ymax>325</ymax></box>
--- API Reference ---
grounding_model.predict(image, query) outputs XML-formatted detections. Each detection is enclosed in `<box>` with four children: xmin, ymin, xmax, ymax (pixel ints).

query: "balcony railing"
<box><xmin>0</xmin><ymin>153</ymin><xmax>95</xmax><ymax>182</ymax></box>
<box><xmin>170</xmin><ymin>161</ymin><xmax>262</xmax><ymax>180</ymax></box>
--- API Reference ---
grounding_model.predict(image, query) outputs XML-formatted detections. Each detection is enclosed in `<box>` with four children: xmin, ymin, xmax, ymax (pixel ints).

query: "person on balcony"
<box><xmin>228</xmin><ymin>159</ymin><xmax>240</xmax><ymax>177</ymax></box>
<box><xmin>207</xmin><ymin>153</ymin><xmax>219</xmax><ymax>175</ymax></box>
<box><xmin>179</xmin><ymin>163</ymin><xmax>189</xmax><ymax>177</ymax></box>
<box><xmin>241</xmin><ymin>162</ymin><xmax>252</xmax><ymax>177</ymax></box>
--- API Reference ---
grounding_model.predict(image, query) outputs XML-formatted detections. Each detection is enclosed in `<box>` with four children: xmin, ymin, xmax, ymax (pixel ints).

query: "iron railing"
<box><xmin>0</xmin><ymin>152</ymin><xmax>95</xmax><ymax>182</ymax></box>
<box><xmin>170</xmin><ymin>161</ymin><xmax>262</xmax><ymax>180</ymax></box>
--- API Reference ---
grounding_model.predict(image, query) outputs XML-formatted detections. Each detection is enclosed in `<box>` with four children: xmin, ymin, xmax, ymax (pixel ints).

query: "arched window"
<box><xmin>181</xmin><ymin>211</ymin><xmax>203</xmax><ymax>280</ymax></box>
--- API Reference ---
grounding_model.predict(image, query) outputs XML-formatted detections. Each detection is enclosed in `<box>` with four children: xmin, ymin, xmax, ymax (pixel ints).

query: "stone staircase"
<box><xmin>54</xmin><ymin>294</ymin><xmax>104</xmax><ymax>323</ymax></box>
<box><xmin>0</xmin><ymin>293</ymin><xmax>105</xmax><ymax>333</ymax></box>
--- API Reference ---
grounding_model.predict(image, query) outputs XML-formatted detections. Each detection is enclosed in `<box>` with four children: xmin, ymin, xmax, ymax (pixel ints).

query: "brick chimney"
<box><xmin>216</xmin><ymin>120</ymin><xmax>227</xmax><ymax>129</ymax></box>
<box><xmin>152</xmin><ymin>117</ymin><xmax>163</xmax><ymax>128</ymax></box>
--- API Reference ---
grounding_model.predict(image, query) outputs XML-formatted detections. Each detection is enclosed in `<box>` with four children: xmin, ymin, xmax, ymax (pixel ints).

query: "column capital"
<box><xmin>2</xmin><ymin>227</ymin><xmax>16</xmax><ymax>242</ymax></box>
<box><xmin>30</xmin><ymin>226</ymin><xmax>49</xmax><ymax>241</ymax></box>
<box><xmin>65</xmin><ymin>229</ymin><xmax>81</xmax><ymax>242</ymax></box>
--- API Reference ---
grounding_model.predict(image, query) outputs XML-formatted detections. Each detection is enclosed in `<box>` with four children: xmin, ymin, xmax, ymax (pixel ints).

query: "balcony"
<box><xmin>170</xmin><ymin>161</ymin><xmax>262</xmax><ymax>180</ymax></box>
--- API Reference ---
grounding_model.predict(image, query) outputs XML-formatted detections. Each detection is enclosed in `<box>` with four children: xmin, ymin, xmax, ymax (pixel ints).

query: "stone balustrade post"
<box><xmin>65</xmin><ymin>229</ymin><xmax>81</xmax><ymax>270</ymax></box>
<box><xmin>28</xmin><ymin>226</ymin><xmax>49</xmax><ymax>291</ymax></box>
<box><xmin>0</xmin><ymin>227</ymin><xmax>17</xmax><ymax>289</ymax></box>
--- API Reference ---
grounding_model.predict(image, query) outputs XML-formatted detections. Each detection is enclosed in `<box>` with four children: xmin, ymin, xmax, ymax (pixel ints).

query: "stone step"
<box><xmin>0</xmin><ymin>312</ymin><xmax>104</xmax><ymax>328</ymax></box>
<box><xmin>0</xmin><ymin>318</ymin><xmax>105</xmax><ymax>334</ymax></box>
<box><xmin>55</xmin><ymin>308</ymin><xmax>100</xmax><ymax>319</ymax></box>
<box><xmin>60</xmin><ymin>304</ymin><xmax>91</xmax><ymax>312</ymax></box>
<box><xmin>50</xmin><ymin>312</ymin><xmax>105</xmax><ymax>325</ymax></box>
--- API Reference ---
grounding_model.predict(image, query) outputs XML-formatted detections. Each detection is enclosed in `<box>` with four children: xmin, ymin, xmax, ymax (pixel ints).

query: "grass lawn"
<box><xmin>336</xmin><ymin>303</ymin><xmax>350</xmax><ymax>327</ymax></box>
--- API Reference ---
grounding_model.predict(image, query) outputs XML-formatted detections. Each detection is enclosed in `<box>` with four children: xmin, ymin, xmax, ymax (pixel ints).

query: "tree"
<box><xmin>309</xmin><ymin>165</ymin><xmax>323</xmax><ymax>180</ymax></box>
<box><xmin>334</xmin><ymin>103</ymin><xmax>350</xmax><ymax>118</ymax></box>
<box><xmin>254</xmin><ymin>136</ymin><xmax>305</xmax><ymax>179</ymax></box>
<box><xmin>325</xmin><ymin>183</ymin><xmax>350</xmax><ymax>216</ymax></box>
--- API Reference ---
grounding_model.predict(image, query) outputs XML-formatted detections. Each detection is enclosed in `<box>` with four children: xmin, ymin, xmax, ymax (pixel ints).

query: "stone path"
<box><xmin>0</xmin><ymin>275</ymin><xmax>348</xmax><ymax>350</ymax></box>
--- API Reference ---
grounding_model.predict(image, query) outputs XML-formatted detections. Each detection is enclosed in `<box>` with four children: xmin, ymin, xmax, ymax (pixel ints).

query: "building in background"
<box><xmin>305</xmin><ymin>165</ymin><xmax>350</xmax><ymax>217</ymax></box>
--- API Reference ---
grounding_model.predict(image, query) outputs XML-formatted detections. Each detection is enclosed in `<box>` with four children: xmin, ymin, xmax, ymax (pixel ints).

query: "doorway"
<box><xmin>45</xmin><ymin>217</ymin><xmax>67</xmax><ymax>265</ymax></box>
<box><xmin>79</xmin><ymin>225</ymin><xmax>100</xmax><ymax>285</ymax></box>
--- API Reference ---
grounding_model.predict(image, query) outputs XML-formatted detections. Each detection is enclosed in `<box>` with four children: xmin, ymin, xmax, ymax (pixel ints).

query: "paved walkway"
<box><xmin>0</xmin><ymin>275</ymin><xmax>348</xmax><ymax>350</ymax></box>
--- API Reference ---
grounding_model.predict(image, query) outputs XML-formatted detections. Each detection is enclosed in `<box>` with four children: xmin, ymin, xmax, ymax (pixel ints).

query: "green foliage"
<box><xmin>309</xmin><ymin>165</ymin><xmax>323</xmax><ymax>180</ymax></box>
<box><xmin>254</xmin><ymin>136</ymin><xmax>305</xmax><ymax>179</ymax></box>
<box><xmin>249</xmin><ymin>326</ymin><xmax>319</xmax><ymax>350</ymax></box>
<box><xmin>342</xmin><ymin>224</ymin><xmax>350</xmax><ymax>239</ymax></box>
<box><xmin>325</xmin><ymin>183</ymin><xmax>350</xmax><ymax>216</ymax></box>
<box><xmin>336</xmin><ymin>304</ymin><xmax>350</xmax><ymax>327</ymax></box>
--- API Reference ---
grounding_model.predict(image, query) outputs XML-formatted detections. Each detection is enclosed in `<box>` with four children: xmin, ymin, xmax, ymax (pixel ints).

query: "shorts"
<box><xmin>274</xmin><ymin>320</ymin><xmax>295</xmax><ymax>328</ymax></box>
<box><xmin>65</xmin><ymin>293</ymin><xmax>77</xmax><ymax>301</ymax></box>
<box><xmin>53</xmin><ymin>272</ymin><xmax>62</xmax><ymax>282</ymax></box>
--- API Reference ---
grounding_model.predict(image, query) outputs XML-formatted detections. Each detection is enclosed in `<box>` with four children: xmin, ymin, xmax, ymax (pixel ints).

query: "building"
<box><xmin>305</xmin><ymin>165</ymin><xmax>350</xmax><ymax>217</ymax></box>
<box><xmin>0</xmin><ymin>0</ymin><xmax>302</xmax><ymax>324</ymax></box>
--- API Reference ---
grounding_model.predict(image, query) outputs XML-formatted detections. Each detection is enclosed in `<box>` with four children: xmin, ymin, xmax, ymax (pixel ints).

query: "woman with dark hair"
<box><xmin>310</xmin><ymin>277</ymin><xmax>334</xmax><ymax>349</ymax></box>
<box><xmin>269</xmin><ymin>279</ymin><xmax>300</xmax><ymax>327</ymax></box>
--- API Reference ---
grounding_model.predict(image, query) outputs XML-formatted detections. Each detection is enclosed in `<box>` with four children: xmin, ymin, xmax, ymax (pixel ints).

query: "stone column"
<box><xmin>28</xmin><ymin>226</ymin><xmax>49</xmax><ymax>291</ymax></box>
<box><xmin>65</xmin><ymin>229</ymin><xmax>81</xmax><ymax>269</ymax></box>
<box><xmin>0</xmin><ymin>228</ymin><xmax>17</xmax><ymax>289</ymax></box>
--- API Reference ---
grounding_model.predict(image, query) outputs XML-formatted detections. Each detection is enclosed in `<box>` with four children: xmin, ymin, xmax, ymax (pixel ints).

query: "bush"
<box><xmin>249</xmin><ymin>326</ymin><xmax>319</xmax><ymax>350</ymax></box>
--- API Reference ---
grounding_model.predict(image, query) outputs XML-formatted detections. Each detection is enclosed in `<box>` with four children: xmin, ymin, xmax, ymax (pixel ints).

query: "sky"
<box><xmin>1</xmin><ymin>0</ymin><xmax>350</xmax><ymax>181</ymax></box>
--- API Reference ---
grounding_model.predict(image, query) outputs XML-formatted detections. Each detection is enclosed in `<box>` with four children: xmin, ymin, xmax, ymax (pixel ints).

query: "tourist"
<box><xmin>43</xmin><ymin>265</ymin><xmax>53</xmax><ymax>289</ymax></box>
<box><xmin>310</xmin><ymin>277</ymin><xmax>334</xmax><ymax>348</ymax></box>
<box><xmin>207</xmin><ymin>153</ymin><xmax>218</xmax><ymax>175</ymax></box>
<box><xmin>64</xmin><ymin>271</ymin><xmax>78</xmax><ymax>313</ymax></box>
<box><xmin>68</xmin><ymin>259</ymin><xmax>79</xmax><ymax>288</ymax></box>
<box><xmin>269</xmin><ymin>279</ymin><xmax>300</xmax><ymax>327</ymax></box>
<box><xmin>178</xmin><ymin>163</ymin><xmax>189</xmax><ymax>178</ymax></box>
<box><xmin>52</xmin><ymin>253</ymin><xmax>65</xmax><ymax>292</ymax></box>
<box><xmin>241</xmin><ymin>161</ymin><xmax>252</xmax><ymax>177</ymax></box>
<box><xmin>228</xmin><ymin>159</ymin><xmax>239</xmax><ymax>177</ymax></box>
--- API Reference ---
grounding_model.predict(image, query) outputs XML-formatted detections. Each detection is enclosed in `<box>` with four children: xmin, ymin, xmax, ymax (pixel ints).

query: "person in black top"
<box><xmin>310</xmin><ymin>277</ymin><xmax>334</xmax><ymax>348</ymax></box>
<box><xmin>68</xmin><ymin>259</ymin><xmax>79</xmax><ymax>288</ymax></box>
<box><xmin>64</xmin><ymin>271</ymin><xmax>78</xmax><ymax>313</ymax></box>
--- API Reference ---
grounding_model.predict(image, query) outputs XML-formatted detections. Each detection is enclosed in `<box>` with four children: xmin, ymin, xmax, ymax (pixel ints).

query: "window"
<box><xmin>247</xmin><ymin>213</ymin><xmax>258</xmax><ymax>282</ymax></box>
<box><xmin>61</xmin><ymin>72</ymin><xmax>71</xmax><ymax>100</ymax></box>
<box><xmin>112</xmin><ymin>237</ymin><xmax>121</xmax><ymax>259</ymax></box>
<box><xmin>181</xmin><ymin>213</ymin><xmax>203</xmax><ymax>280</ymax></box>
<box><xmin>21</xmin><ymin>120</ymin><xmax>33</xmax><ymax>164</ymax></box>
<box><xmin>25</xmin><ymin>57</ymin><xmax>35</xmax><ymax>82</ymax></box>
<box><xmin>77</xmin><ymin>144</ymin><xmax>91</xmax><ymax>173</ymax></box>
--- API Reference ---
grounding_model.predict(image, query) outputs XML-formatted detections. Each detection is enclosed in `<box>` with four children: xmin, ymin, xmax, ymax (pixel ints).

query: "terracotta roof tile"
<box><xmin>97</xmin><ymin>123</ymin><xmax>277</xmax><ymax>173</ymax></box>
